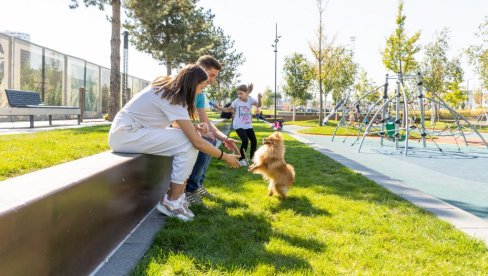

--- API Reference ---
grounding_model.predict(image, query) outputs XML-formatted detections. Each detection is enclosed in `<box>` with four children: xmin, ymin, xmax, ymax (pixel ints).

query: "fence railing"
<box><xmin>0</xmin><ymin>33</ymin><xmax>149</xmax><ymax>119</ymax></box>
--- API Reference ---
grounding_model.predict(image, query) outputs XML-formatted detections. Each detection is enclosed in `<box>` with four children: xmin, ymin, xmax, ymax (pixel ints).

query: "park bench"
<box><xmin>0</xmin><ymin>89</ymin><xmax>81</xmax><ymax>128</ymax></box>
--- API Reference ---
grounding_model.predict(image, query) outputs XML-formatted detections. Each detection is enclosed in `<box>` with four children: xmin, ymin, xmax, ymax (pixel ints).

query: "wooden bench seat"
<box><xmin>0</xmin><ymin>89</ymin><xmax>81</xmax><ymax>128</ymax></box>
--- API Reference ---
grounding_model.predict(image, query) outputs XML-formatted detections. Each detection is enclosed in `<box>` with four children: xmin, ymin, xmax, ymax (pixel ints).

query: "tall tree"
<box><xmin>442</xmin><ymin>56</ymin><xmax>465</xmax><ymax>108</ymax></box>
<box><xmin>443</xmin><ymin>81</ymin><xmax>467</xmax><ymax>109</ymax></box>
<box><xmin>381</xmin><ymin>0</ymin><xmax>421</xmax><ymax>75</ymax></box>
<box><xmin>69</xmin><ymin>0</ymin><xmax>121</xmax><ymax>121</ymax></box>
<box><xmin>124</xmin><ymin>0</ymin><xmax>215</xmax><ymax>75</ymax></box>
<box><xmin>310</xmin><ymin>0</ymin><xmax>329</xmax><ymax>125</ymax></box>
<box><xmin>329</xmin><ymin>47</ymin><xmax>357</xmax><ymax>105</ymax></box>
<box><xmin>466</xmin><ymin>16</ymin><xmax>488</xmax><ymax>92</ymax></box>
<box><xmin>354</xmin><ymin>69</ymin><xmax>379</xmax><ymax>104</ymax></box>
<box><xmin>261</xmin><ymin>86</ymin><xmax>275</xmax><ymax>108</ymax></box>
<box><xmin>421</xmin><ymin>28</ymin><xmax>464</xmax><ymax>121</ymax></box>
<box><xmin>207</xmin><ymin>27</ymin><xmax>245</xmax><ymax>97</ymax></box>
<box><xmin>282</xmin><ymin>53</ymin><xmax>313</xmax><ymax>121</ymax></box>
<box><xmin>311</xmin><ymin>43</ymin><xmax>357</xmax><ymax>110</ymax></box>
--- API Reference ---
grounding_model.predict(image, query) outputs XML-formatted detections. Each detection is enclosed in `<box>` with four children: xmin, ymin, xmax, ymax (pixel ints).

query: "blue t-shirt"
<box><xmin>195</xmin><ymin>93</ymin><xmax>205</xmax><ymax>109</ymax></box>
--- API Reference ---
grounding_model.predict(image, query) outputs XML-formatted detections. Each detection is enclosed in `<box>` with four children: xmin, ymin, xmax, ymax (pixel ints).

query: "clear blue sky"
<box><xmin>1</xmin><ymin>0</ymin><xmax>487</xmax><ymax>95</ymax></box>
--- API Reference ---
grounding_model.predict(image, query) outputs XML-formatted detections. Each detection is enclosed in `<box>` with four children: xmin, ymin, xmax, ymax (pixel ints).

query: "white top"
<box><xmin>110</xmin><ymin>86</ymin><xmax>190</xmax><ymax>134</ymax></box>
<box><xmin>231</xmin><ymin>96</ymin><xmax>256</xmax><ymax>130</ymax></box>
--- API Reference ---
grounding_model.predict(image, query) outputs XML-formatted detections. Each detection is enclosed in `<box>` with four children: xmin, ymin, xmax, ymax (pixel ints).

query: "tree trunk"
<box><xmin>166</xmin><ymin>63</ymin><xmax>172</xmax><ymax>76</ymax></box>
<box><xmin>334</xmin><ymin>101</ymin><xmax>338</xmax><ymax>121</ymax></box>
<box><xmin>318</xmin><ymin>1</ymin><xmax>323</xmax><ymax>126</ymax></box>
<box><xmin>292</xmin><ymin>99</ymin><xmax>296</xmax><ymax>122</ymax></box>
<box><xmin>430</xmin><ymin>101</ymin><xmax>436</xmax><ymax>124</ymax></box>
<box><xmin>108</xmin><ymin>0</ymin><xmax>121</xmax><ymax>121</ymax></box>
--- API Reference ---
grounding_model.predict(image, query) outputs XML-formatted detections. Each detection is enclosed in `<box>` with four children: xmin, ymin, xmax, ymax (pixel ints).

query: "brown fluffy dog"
<box><xmin>249</xmin><ymin>132</ymin><xmax>295</xmax><ymax>199</ymax></box>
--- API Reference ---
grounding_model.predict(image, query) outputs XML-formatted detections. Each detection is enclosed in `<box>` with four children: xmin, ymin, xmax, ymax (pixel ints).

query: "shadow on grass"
<box><xmin>135</xmin><ymin>196</ymin><xmax>313</xmax><ymax>274</ymax></box>
<box><xmin>270</xmin><ymin>195</ymin><xmax>330</xmax><ymax>217</ymax></box>
<box><xmin>272</xmin><ymin>231</ymin><xmax>327</xmax><ymax>253</ymax></box>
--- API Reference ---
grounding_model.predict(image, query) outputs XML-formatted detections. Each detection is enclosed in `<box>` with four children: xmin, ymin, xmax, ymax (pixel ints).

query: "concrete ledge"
<box><xmin>0</xmin><ymin>151</ymin><xmax>172</xmax><ymax>275</ymax></box>
<box><xmin>93</xmin><ymin>207</ymin><xmax>165</xmax><ymax>276</ymax></box>
<box><xmin>93</xmin><ymin>119</ymin><xmax>233</xmax><ymax>274</ymax></box>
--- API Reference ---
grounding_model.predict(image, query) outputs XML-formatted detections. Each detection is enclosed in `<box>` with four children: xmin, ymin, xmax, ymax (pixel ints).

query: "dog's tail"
<box><xmin>286</xmin><ymin>164</ymin><xmax>295</xmax><ymax>180</ymax></box>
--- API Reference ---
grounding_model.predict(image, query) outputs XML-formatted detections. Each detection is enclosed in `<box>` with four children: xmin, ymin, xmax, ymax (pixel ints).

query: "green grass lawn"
<box><xmin>206</xmin><ymin>111</ymin><xmax>221</xmax><ymax>120</ymax></box>
<box><xmin>133</xmin><ymin>122</ymin><xmax>488</xmax><ymax>275</ymax></box>
<box><xmin>0</xmin><ymin>125</ymin><xmax>110</xmax><ymax>181</ymax></box>
<box><xmin>286</xmin><ymin>119</ymin><xmax>352</xmax><ymax>136</ymax></box>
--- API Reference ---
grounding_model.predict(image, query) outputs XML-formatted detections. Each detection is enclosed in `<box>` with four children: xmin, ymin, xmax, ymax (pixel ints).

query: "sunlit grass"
<box><xmin>133</xmin><ymin>121</ymin><xmax>488</xmax><ymax>275</ymax></box>
<box><xmin>206</xmin><ymin>111</ymin><xmax>221</xmax><ymax>120</ymax></box>
<box><xmin>0</xmin><ymin>125</ymin><xmax>110</xmax><ymax>181</ymax></box>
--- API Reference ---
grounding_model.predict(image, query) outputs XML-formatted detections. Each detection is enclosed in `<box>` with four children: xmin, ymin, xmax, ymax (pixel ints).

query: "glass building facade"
<box><xmin>0</xmin><ymin>33</ymin><xmax>150</xmax><ymax>119</ymax></box>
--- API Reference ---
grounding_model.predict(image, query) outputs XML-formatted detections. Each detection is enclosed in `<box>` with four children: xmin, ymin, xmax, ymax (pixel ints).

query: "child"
<box><xmin>273</xmin><ymin>119</ymin><xmax>283</xmax><ymax>130</ymax></box>
<box><xmin>215</xmin><ymin>83</ymin><xmax>262</xmax><ymax>166</ymax></box>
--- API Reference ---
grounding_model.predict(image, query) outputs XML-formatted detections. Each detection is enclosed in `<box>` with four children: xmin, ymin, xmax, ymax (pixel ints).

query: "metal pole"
<box><xmin>395</xmin><ymin>73</ymin><xmax>401</xmax><ymax>150</ymax></box>
<box><xmin>122</xmin><ymin>31</ymin><xmax>129</xmax><ymax>105</ymax></box>
<box><xmin>381</xmin><ymin>74</ymin><xmax>389</xmax><ymax>146</ymax></box>
<box><xmin>273</xmin><ymin>23</ymin><xmax>279</xmax><ymax>123</ymax></box>
<box><xmin>318</xmin><ymin>11</ymin><xmax>323</xmax><ymax>126</ymax></box>
<box><xmin>41</xmin><ymin>48</ymin><xmax>45</xmax><ymax>102</ymax></box>
<box><xmin>417</xmin><ymin>72</ymin><xmax>427</xmax><ymax>148</ymax></box>
<box><xmin>399</xmin><ymin>74</ymin><xmax>409</xmax><ymax>156</ymax></box>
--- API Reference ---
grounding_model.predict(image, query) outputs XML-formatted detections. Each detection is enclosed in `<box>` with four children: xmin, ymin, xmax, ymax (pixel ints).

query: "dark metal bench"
<box><xmin>0</xmin><ymin>89</ymin><xmax>81</xmax><ymax>128</ymax></box>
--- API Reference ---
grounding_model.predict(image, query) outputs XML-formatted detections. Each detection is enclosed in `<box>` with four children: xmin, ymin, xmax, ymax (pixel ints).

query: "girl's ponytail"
<box><xmin>247</xmin><ymin>83</ymin><xmax>254</xmax><ymax>94</ymax></box>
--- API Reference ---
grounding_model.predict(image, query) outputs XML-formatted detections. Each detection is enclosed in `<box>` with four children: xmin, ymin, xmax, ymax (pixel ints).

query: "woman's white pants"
<box><xmin>109</xmin><ymin>127</ymin><xmax>198</xmax><ymax>185</ymax></box>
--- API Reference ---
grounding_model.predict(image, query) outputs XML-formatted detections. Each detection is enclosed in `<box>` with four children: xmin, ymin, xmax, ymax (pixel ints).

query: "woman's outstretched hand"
<box><xmin>223</xmin><ymin>138</ymin><xmax>239</xmax><ymax>154</ymax></box>
<box><xmin>222</xmin><ymin>152</ymin><xmax>241</xmax><ymax>168</ymax></box>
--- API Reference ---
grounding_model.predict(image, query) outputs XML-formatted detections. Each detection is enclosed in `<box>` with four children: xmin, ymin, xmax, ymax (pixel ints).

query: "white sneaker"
<box><xmin>239</xmin><ymin>159</ymin><xmax>248</xmax><ymax>166</ymax></box>
<box><xmin>178</xmin><ymin>193</ymin><xmax>195</xmax><ymax>219</ymax></box>
<box><xmin>156</xmin><ymin>195</ymin><xmax>193</xmax><ymax>222</ymax></box>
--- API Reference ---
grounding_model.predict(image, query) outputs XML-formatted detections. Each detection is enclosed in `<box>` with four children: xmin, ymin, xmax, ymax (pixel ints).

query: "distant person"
<box><xmin>273</xmin><ymin>119</ymin><xmax>283</xmax><ymax>130</ymax></box>
<box><xmin>108</xmin><ymin>64</ymin><xmax>240</xmax><ymax>222</ymax></box>
<box><xmin>256</xmin><ymin>108</ymin><xmax>265</xmax><ymax>121</ymax></box>
<box><xmin>214</xmin><ymin>83</ymin><xmax>262</xmax><ymax>166</ymax></box>
<box><xmin>220</xmin><ymin>102</ymin><xmax>234</xmax><ymax>120</ymax></box>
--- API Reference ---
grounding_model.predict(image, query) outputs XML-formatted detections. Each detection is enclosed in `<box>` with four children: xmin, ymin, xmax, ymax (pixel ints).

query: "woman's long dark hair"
<box><xmin>151</xmin><ymin>64</ymin><xmax>208</xmax><ymax>119</ymax></box>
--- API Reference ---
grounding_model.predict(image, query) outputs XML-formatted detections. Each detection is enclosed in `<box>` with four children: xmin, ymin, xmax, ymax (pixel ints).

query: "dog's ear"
<box><xmin>273</xmin><ymin>131</ymin><xmax>283</xmax><ymax>140</ymax></box>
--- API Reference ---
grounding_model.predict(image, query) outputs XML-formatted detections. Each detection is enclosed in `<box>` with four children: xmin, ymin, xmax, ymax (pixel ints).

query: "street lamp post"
<box><xmin>272</xmin><ymin>23</ymin><xmax>281</xmax><ymax>123</ymax></box>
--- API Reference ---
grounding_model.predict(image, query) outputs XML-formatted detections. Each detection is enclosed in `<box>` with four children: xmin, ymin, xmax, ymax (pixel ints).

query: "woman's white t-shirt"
<box><xmin>231</xmin><ymin>97</ymin><xmax>256</xmax><ymax>130</ymax></box>
<box><xmin>110</xmin><ymin>86</ymin><xmax>190</xmax><ymax>134</ymax></box>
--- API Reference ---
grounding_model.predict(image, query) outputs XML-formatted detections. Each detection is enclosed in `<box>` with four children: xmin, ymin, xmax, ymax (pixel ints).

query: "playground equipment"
<box><xmin>323</xmin><ymin>96</ymin><xmax>348</xmax><ymax>125</ymax></box>
<box><xmin>476</xmin><ymin>111</ymin><xmax>488</xmax><ymax>128</ymax></box>
<box><xmin>331</xmin><ymin>72</ymin><xmax>488</xmax><ymax>156</ymax></box>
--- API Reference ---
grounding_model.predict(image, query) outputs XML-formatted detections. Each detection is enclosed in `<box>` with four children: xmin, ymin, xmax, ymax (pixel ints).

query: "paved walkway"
<box><xmin>283</xmin><ymin>125</ymin><xmax>488</xmax><ymax>245</ymax></box>
<box><xmin>0</xmin><ymin>119</ymin><xmax>110</xmax><ymax>135</ymax></box>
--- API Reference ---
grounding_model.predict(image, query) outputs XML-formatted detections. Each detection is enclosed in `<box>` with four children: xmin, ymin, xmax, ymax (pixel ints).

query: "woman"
<box><xmin>108</xmin><ymin>64</ymin><xmax>240</xmax><ymax>222</ymax></box>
